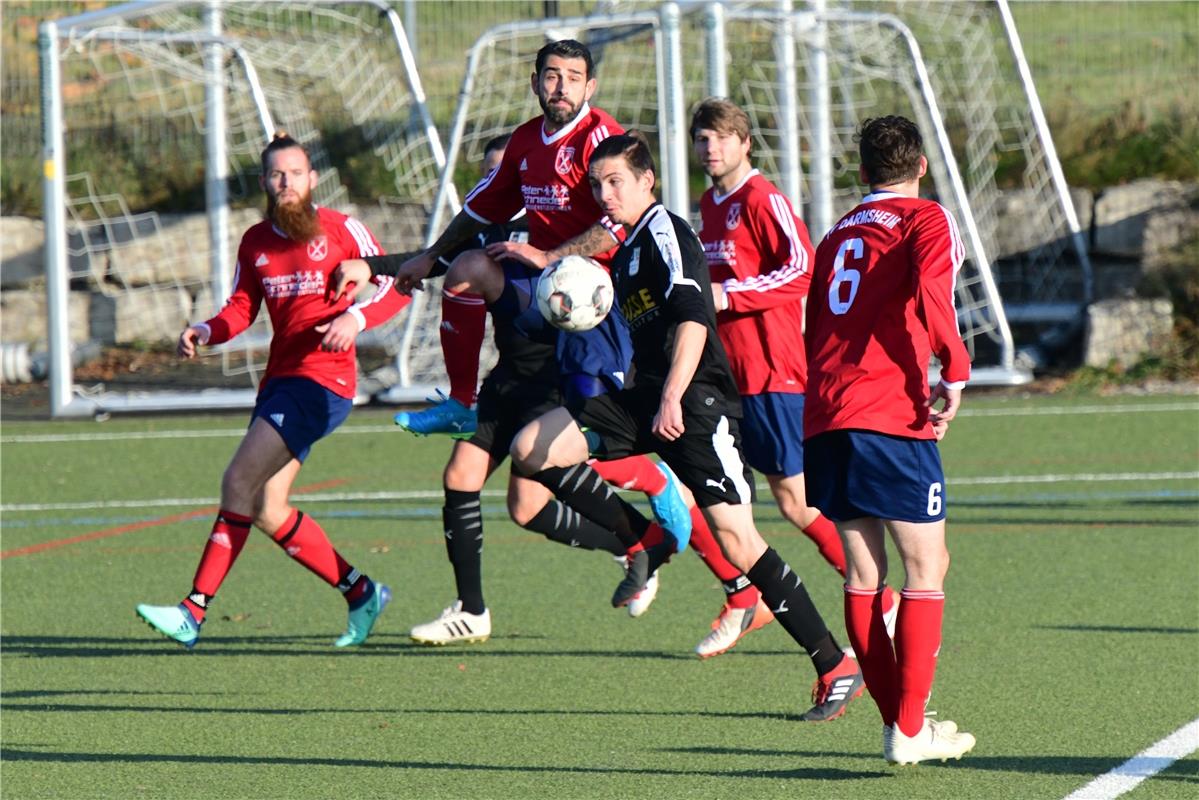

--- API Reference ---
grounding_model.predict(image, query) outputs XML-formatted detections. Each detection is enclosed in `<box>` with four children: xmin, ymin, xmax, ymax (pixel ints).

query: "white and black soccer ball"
<box><xmin>535</xmin><ymin>255</ymin><xmax>614</xmax><ymax>333</ymax></box>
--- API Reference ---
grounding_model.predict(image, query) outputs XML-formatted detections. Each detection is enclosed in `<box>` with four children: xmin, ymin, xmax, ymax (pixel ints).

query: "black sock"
<box><xmin>531</xmin><ymin>465</ymin><xmax>649</xmax><ymax>549</ymax></box>
<box><xmin>523</xmin><ymin>500</ymin><xmax>625</xmax><ymax>556</ymax></box>
<box><xmin>747</xmin><ymin>547</ymin><xmax>843</xmax><ymax>675</ymax></box>
<box><xmin>444</xmin><ymin>489</ymin><xmax>485</xmax><ymax>614</ymax></box>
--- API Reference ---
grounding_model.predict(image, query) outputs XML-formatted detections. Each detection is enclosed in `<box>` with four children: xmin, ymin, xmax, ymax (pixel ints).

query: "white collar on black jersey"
<box><xmin>861</xmin><ymin>190</ymin><xmax>904</xmax><ymax>204</ymax></box>
<box><xmin>622</xmin><ymin>202</ymin><xmax>666</xmax><ymax>246</ymax></box>
<box><xmin>711</xmin><ymin>169</ymin><xmax>760</xmax><ymax>205</ymax></box>
<box><xmin>541</xmin><ymin>103</ymin><xmax>591</xmax><ymax>145</ymax></box>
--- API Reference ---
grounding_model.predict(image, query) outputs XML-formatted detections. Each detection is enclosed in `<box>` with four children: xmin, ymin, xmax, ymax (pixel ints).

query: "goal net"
<box><xmin>40</xmin><ymin>0</ymin><xmax>451</xmax><ymax>416</ymax></box>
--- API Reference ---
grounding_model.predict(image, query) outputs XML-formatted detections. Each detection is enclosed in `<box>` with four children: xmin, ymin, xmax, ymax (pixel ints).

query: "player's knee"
<box><xmin>506</xmin><ymin>496</ymin><xmax>539</xmax><ymax>527</ymax></box>
<box><xmin>508</xmin><ymin>425</ymin><xmax>544</xmax><ymax>473</ymax></box>
<box><xmin>253</xmin><ymin>503</ymin><xmax>291</xmax><ymax>536</ymax></box>
<box><xmin>446</xmin><ymin>249</ymin><xmax>499</xmax><ymax>293</ymax></box>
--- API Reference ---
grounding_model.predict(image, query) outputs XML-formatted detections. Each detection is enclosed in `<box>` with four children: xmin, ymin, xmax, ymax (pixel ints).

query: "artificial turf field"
<box><xmin>1</xmin><ymin>392</ymin><xmax>1196</xmax><ymax>799</ymax></box>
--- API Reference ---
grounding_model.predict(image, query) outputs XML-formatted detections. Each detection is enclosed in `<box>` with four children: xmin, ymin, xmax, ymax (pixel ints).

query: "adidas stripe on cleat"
<box><xmin>136</xmin><ymin>602</ymin><xmax>201</xmax><ymax>649</ymax></box>
<box><xmin>410</xmin><ymin>599</ymin><xmax>491</xmax><ymax>645</ymax></box>
<box><xmin>798</xmin><ymin>654</ymin><xmax>865</xmax><ymax>721</ymax></box>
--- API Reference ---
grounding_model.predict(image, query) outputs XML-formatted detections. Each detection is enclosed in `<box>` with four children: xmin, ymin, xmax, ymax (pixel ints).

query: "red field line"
<box><xmin>0</xmin><ymin>479</ymin><xmax>348</xmax><ymax>560</ymax></box>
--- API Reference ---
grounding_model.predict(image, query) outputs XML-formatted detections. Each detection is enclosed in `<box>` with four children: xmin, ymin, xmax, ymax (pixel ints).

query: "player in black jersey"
<box><xmin>330</xmin><ymin>136</ymin><xmax>669</xmax><ymax>643</ymax></box>
<box><xmin>510</xmin><ymin>132</ymin><xmax>865</xmax><ymax>721</ymax></box>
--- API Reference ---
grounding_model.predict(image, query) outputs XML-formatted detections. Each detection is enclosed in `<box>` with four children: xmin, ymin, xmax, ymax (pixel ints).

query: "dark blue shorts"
<box><xmin>557</xmin><ymin>311</ymin><xmax>633</xmax><ymax>393</ymax></box>
<box><xmin>251</xmin><ymin>377</ymin><xmax>352</xmax><ymax>463</ymax></box>
<box><xmin>740</xmin><ymin>391</ymin><xmax>806</xmax><ymax>477</ymax></box>
<box><xmin>803</xmin><ymin>430</ymin><xmax>947</xmax><ymax>523</ymax></box>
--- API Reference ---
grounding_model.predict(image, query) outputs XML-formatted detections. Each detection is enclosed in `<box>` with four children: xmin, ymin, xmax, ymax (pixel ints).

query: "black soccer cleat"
<box><xmin>612</xmin><ymin>549</ymin><xmax>651</xmax><ymax>608</ymax></box>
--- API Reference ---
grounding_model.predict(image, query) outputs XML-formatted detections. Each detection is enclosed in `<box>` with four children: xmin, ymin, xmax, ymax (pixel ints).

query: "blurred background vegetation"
<box><xmin>2</xmin><ymin>0</ymin><xmax>1197</xmax><ymax>215</ymax></box>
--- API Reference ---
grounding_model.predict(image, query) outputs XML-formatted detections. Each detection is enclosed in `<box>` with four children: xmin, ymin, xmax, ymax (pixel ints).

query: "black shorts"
<box><xmin>571</xmin><ymin>386</ymin><xmax>755</xmax><ymax>508</ymax></box>
<box><xmin>468</xmin><ymin>372</ymin><xmax>561</xmax><ymax>462</ymax></box>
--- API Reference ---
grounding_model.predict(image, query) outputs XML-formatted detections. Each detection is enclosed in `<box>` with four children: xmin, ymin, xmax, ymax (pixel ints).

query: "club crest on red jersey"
<box><xmin>307</xmin><ymin>235</ymin><xmax>328</xmax><ymax>262</ymax></box>
<box><xmin>555</xmin><ymin>146</ymin><xmax>576</xmax><ymax>176</ymax></box>
<box><xmin>725</xmin><ymin>202</ymin><xmax>742</xmax><ymax>231</ymax></box>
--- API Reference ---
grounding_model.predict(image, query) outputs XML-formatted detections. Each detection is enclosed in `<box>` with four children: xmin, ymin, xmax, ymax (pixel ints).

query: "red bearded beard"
<box><xmin>266</xmin><ymin>189</ymin><xmax>323</xmax><ymax>242</ymax></box>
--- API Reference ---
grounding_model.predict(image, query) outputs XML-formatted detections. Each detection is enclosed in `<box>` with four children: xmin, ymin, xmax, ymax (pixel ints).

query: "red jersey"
<box><xmin>462</xmin><ymin>103</ymin><xmax>623</xmax><ymax>264</ymax></box>
<box><xmin>199</xmin><ymin>207</ymin><xmax>409</xmax><ymax>398</ymax></box>
<box><xmin>804</xmin><ymin>191</ymin><xmax>971</xmax><ymax>439</ymax></box>
<box><xmin>699</xmin><ymin>169</ymin><xmax>814</xmax><ymax>395</ymax></box>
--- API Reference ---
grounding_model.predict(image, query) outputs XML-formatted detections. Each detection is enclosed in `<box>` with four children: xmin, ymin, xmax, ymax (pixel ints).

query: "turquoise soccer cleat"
<box><xmin>394</xmin><ymin>391</ymin><xmax>477</xmax><ymax>438</ymax></box>
<box><xmin>335</xmin><ymin>582</ymin><xmax>392</xmax><ymax>648</ymax></box>
<box><xmin>648</xmin><ymin>462</ymin><xmax>692</xmax><ymax>553</ymax></box>
<box><xmin>136</xmin><ymin>603</ymin><xmax>201</xmax><ymax>649</ymax></box>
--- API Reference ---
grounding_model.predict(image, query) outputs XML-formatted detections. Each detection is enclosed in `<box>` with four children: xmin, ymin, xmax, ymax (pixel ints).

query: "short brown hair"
<box><xmin>260</xmin><ymin>131</ymin><xmax>311</xmax><ymax>174</ymax></box>
<box><xmin>857</xmin><ymin>116</ymin><xmax>923</xmax><ymax>186</ymax></box>
<box><xmin>689</xmin><ymin>97</ymin><xmax>751</xmax><ymax>144</ymax></box>
<box><xmin>590</xmin><ymin>131</ymin><xmax>656</xmax><ymax>179</ymax></box>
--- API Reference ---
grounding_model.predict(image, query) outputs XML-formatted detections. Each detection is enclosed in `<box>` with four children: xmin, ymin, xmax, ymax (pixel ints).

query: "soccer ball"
<box><xmin>535</xmin><ymin>255</ymin><xmax>614</xmax><ymax>333</ymax></box>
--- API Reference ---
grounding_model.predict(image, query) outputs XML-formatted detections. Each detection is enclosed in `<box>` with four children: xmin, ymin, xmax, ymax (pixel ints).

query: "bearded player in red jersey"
<box><xmin>689</xmin><ymin>98</ymin><xmax>899</xmax><ymax>666</ymax></box>
<box><xmin>333</xmin><ymin>40</ymin><xmax>691</xmax><ymax>641</ymax></box>
<box><xmin>804</xmin><ymin>115</ymin><xmax>976</xmax><ymax>764</ymax></box>
<box><xmin>136</xmin><ymin>133</ymin><xmax>409</xmax><ymax>650</ymax></box>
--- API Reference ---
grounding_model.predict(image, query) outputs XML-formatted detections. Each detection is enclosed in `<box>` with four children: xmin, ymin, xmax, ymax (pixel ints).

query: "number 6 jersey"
<box><xmin>803</xmin><ymin>191</ymin><xmax>971</xmax><ymax>440</ymax></box>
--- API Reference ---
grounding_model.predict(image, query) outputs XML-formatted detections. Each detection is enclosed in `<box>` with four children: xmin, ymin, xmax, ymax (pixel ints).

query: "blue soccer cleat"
<box><xmin>648</xmin><ymin>462</ymin><xmax>691</xmax><ymax>553</ymax></box>
<box><xmin>335</xmin><ymin>582</ymin><xmax>392</xmax><ymax>648</ymax></box>
<box><xmin>395</xmin><ymin>390</ymin><xmax>477</xmax><ymax>438</ymax></box>
<box><xmin>136</xmin><ymin>603</ymin><xmax>201</xmax><ymax>649</ymax></box>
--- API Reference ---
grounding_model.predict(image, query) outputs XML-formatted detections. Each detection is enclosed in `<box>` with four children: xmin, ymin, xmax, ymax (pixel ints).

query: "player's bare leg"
<box><xmin>511</xmin><ymin>410</ymin><xmax>674</xmax><ymax>606</ymax></box>
<box><xmin>703</xmin><ymin>501</ymin><xmax>864</xmax><ymax>720</ymax></box>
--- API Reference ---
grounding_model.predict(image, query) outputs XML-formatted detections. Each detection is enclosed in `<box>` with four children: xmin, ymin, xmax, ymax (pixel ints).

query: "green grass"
<box><xmin>2</xmin><ymin>393</ymin><xmax>1198</xmax><ymax>798</ymax></box>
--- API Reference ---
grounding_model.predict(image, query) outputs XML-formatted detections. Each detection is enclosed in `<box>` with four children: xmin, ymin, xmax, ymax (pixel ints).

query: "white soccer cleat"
<box><xmin>884</xmin><ymin>718</ymin><xmax>975</xmax><ymax>765</ymax></box>
<box><xmin>409</xmin><ymin>600</ymin><xmax>491</xmax><ymax>645</ymax></box>
<box><xmin>614</xmin><ymin>555</ymin><xmax>660</xmax><ymax>618</ymax></box>
<box><xmin>695</xmin><ymin>598</ymin><xmax>774</xmax><ymax>659</ymax></box>
<box><xmin>626</xmin><ymin>570</ymin><xmax>659</xmax><ymax>618</ymax></box>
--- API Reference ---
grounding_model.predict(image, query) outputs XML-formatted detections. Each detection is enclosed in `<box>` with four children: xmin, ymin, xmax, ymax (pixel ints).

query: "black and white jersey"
<box><xmin>611</xmin><ymin>203</ymin><xmax>741</xmax><ymax>417</ymax></box>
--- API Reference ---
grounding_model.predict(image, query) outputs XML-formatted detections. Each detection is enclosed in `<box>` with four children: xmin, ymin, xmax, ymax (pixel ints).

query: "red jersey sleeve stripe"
<box><xmin>724</xmin><ymin>194</ymin><xmax>809</xmax><ymax>295</ymax></box>
<box><xmin>344</xmin><ymin>217</ymin><xmax>380</xmax><ymax>257</ymax></box>
<box><xmin>353</xmin><ymin>276</ymin><xmax>397</xmax><ymax>310</ymax></box>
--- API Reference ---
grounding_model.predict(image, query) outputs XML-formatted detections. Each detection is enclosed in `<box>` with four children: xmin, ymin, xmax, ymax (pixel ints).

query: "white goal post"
<box><xmin>39</xmin><ymin>0</ymin><xmax>455</xmax><ymax>417</ymax></box>
<box><xmin>38</xmin><ymin>0</ymin><xmax>1088</xmax><ymax>417</ymax></box>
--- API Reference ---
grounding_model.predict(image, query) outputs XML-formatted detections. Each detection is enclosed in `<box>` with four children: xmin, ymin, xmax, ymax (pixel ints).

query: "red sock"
<box><xmin>844</xmin><ymin>585</ymin><xmax>899</xmax><ymax>726</ymax></box>
<box><xmin>270</xmin><ymin>509</ymin><xmax>353</xmax><ymax>589</ymax></box>
<box><xmin>183</xmin><ymin>509</ymin><xmax>252</xmax><ymax>623</ymax></box>
<box><xmin>440</xmin><ymin>286</ymin><xmax>487</xmax><ymax>405</ymax></box>
<box><xmin>627</xmin><ymin>521</ymin><xmax>667</xmax><ymax>557</ymax></box>
<box><xmin>802</xmin><ymin>514</ymin><xmax>847</xmax><ymax>577</ymax></box>
<box><xmin>688</xmin><ymin>508</ymin><xmax>759</xmax><ymax>608</ymax></box>
<box><xmin>894</xmin><ymin>589</ymin><xmax>945</xmax><ymax>737</ymax></box>
<box><xmin>592</xmin><ymin>456</ymin><xmax>667</xmax><ymax>495</ymax></box>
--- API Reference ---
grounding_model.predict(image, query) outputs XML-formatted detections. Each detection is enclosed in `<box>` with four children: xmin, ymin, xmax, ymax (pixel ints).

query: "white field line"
<box><xmin>952</xmin><ymin>471</ymin><xmax>1199</xmax><ymax>486</ymax></box>
<box><xmin>1062</xmin><ymin>717</ymin><xmax>1199</xmax><ymax>800</ymax></box>
<box><xmin>4</xmin><ymin>471</ymin><xmax>1197</xmax><ymax>513</ymax></box>
<box><xmin>2</xmin><ymin>402</ymin><xmax>1196</xmax><ymax>444</ymax></box>
<box><xmin>958</xmin><ymin>402</ymin><xmax>1197</xmax><ymax>417</ymax></box>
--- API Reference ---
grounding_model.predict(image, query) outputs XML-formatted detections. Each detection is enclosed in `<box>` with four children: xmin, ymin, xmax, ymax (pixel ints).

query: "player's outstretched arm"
<box><xmin>327</xmin><ymin>258</ymin><xmax>371</xmax><ymax>302</ymax></box>
<box><xmin>546</xmin><ymin>223</ymin><xmax>619</xmax><ymax>262</ymax></box>
<box><xmin>484</xmin><ymin>240</ymin><xmax>549</xmax><ymax>268</ymax></box>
